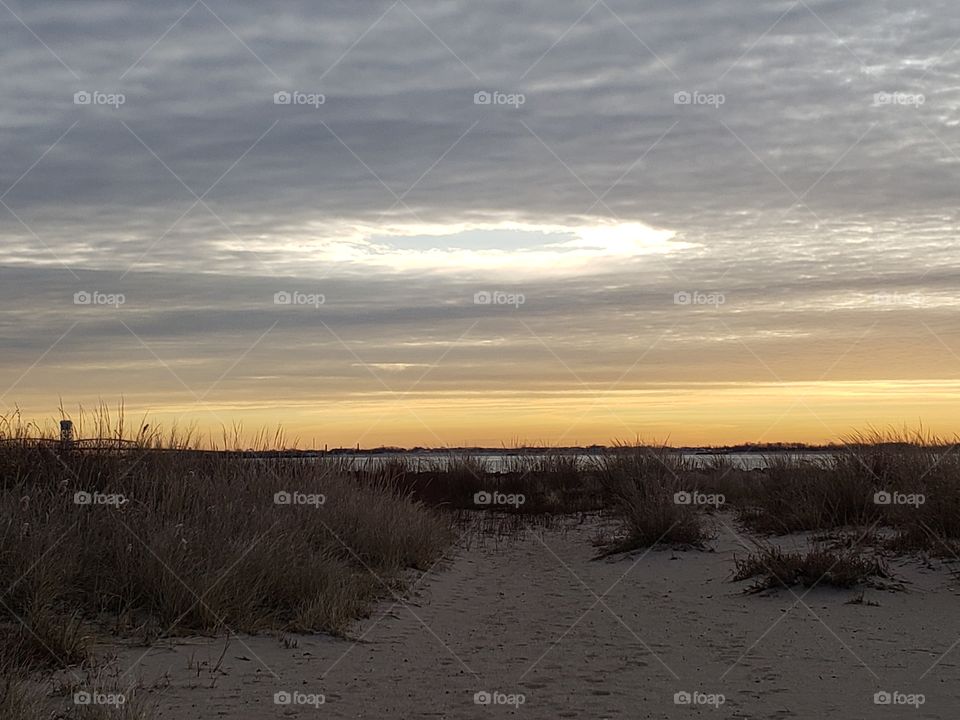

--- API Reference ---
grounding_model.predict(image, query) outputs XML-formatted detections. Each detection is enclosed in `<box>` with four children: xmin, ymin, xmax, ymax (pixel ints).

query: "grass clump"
<box><xmin>594</xmin><ymin>444</ymin><xmax>712</xmax><ymax>554</ymax></box>
<box><xmin>733</xmin><ymin>543</ymin><xmax>889</xmax><ymax>592</ymax></box>
<box><xmin>0</xmin><ymin>406</ymin><xmax>453</xmax><ymax>687</ymax></box>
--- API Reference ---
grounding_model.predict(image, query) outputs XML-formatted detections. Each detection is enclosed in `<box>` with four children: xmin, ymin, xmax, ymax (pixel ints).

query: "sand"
<box><xmin>95</xmin><ymin>513</ymin><xmax>960</xmax><ymax>718</ymax></box>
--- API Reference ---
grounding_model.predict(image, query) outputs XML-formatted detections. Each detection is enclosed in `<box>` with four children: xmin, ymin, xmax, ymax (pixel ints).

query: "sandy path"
<box><xmin>104</xmin><ymin>514</ymin><xmax>960</xmax><ymax>718</ymax></box>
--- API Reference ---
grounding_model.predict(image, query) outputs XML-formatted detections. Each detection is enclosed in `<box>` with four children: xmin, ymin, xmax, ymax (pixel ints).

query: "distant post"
<box><xmin>59</xmin><ymin>420</ymin><xmax>74</xmax><ymax>453</ymax></box>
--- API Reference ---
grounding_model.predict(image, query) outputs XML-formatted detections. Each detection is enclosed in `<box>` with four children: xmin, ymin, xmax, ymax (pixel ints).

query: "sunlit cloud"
<box><xmin>225</xmin><ymin>219</ymin><xmax>690</xmax><ymax>275</ymax></box>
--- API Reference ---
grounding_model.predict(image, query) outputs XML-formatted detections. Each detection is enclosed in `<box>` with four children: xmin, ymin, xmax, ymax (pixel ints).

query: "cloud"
<box><xmin>2</xmin><ymin>0</ymin><xmax>960</xmax><ymax>441</ymax></box>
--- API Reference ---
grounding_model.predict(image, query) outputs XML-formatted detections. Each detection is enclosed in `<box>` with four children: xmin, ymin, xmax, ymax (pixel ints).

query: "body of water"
<box><xmin>318</xmin><ymin>451</ymin><xmax>835</xmax><ymax>472</ymax></box>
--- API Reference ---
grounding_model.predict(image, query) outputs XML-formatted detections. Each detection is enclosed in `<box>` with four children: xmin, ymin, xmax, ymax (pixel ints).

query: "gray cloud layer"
<box><xmin>2</xmin><ymin>0</ymin><xmax>960</xmax><ymax>439</ymax></box>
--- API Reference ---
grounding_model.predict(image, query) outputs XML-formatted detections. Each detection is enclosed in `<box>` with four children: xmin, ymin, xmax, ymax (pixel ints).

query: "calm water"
<box><xmin>319</xmin><ymin>451</ymin><xmax>834</xmax><ymax>472</ymax></box>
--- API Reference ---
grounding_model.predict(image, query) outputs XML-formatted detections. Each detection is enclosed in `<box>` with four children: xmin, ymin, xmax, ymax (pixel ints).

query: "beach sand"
<box><xmin>99</xmin><ymin>514</ymin><xmax>960</xmax><ymax>718</ymax></box>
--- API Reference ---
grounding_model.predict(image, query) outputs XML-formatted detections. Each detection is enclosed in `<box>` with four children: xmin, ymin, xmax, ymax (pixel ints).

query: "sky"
<box><xmin>2</xmin><ymin>0</ymin><xmax>959</xmax><ymax>447</ymax></box>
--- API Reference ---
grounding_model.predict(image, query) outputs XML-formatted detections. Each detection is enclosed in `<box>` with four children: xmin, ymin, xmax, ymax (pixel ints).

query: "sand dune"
<box><xmin>104</xmin><ymin>513</ymin><xmax>960</xmax><ymax>718</ymax></box>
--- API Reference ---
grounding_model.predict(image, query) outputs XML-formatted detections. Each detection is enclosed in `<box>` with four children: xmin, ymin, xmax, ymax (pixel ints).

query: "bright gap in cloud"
<box><xmin>277</xmin><ymin>219</ymin><xmax>694</xmax><ymax>274</ymax></box>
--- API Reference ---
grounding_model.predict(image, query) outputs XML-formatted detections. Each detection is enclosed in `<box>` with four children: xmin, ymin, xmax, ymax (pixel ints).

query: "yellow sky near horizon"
<box><xmin>10</xmin><ymin>379</ymin><xmax>960</xmax><ymax>449</ymax></box>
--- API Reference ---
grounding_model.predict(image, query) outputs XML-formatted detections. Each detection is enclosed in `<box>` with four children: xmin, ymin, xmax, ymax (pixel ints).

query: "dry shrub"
<box><xmin>0</xmin><ymin>409</ymin><xmax>453</xmax><ymax>683</ymax></box>
<box><xmin>734</xmin><ymin>543</ymin><xmax>889</xmax><ymax>592</ymax></box>
<box><xmin>594</xmin><ymin>444</ymin><xmax>711</xmax><ymax>554</ymax></box>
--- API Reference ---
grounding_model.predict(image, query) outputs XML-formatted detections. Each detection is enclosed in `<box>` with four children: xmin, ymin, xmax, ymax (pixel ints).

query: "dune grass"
<box><xmin>5</xmin><ymin>406</ymin><xmax>960</xmax><ymax>709</ymax></box>
<box><xmin>733</xmin><ymin>543</ymin><xmax>890</xmax><ymax>592</ymax></box>
<box><xmin>593</xmin><ymin>444</ymin><xmax>713</xmax><ymax>554</ymax></box>
<box><xmin>0</xmin><ymin>407</ymin><xmax>452</xmax><ymax>715</ymax></box>
<box><xmin>719</xmin><ymin>430</ymin><xmax>960</xmax><ymax>556</ymax></box>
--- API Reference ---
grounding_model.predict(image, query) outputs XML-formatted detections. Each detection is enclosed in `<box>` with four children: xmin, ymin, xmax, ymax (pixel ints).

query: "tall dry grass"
<box><xmin>0</xmin><ymin>407</ymin><xmax>452</xmax><ymax>711</ymax></box>
<box><xmin>594</xmin><ymin>444</ymin><xmax>712</xmax><ymax>553</ymax></box>
<box><xmin>725</xmin><ymin>430</ymin><xmax>960</xmax><ymax>555</ymax></box>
